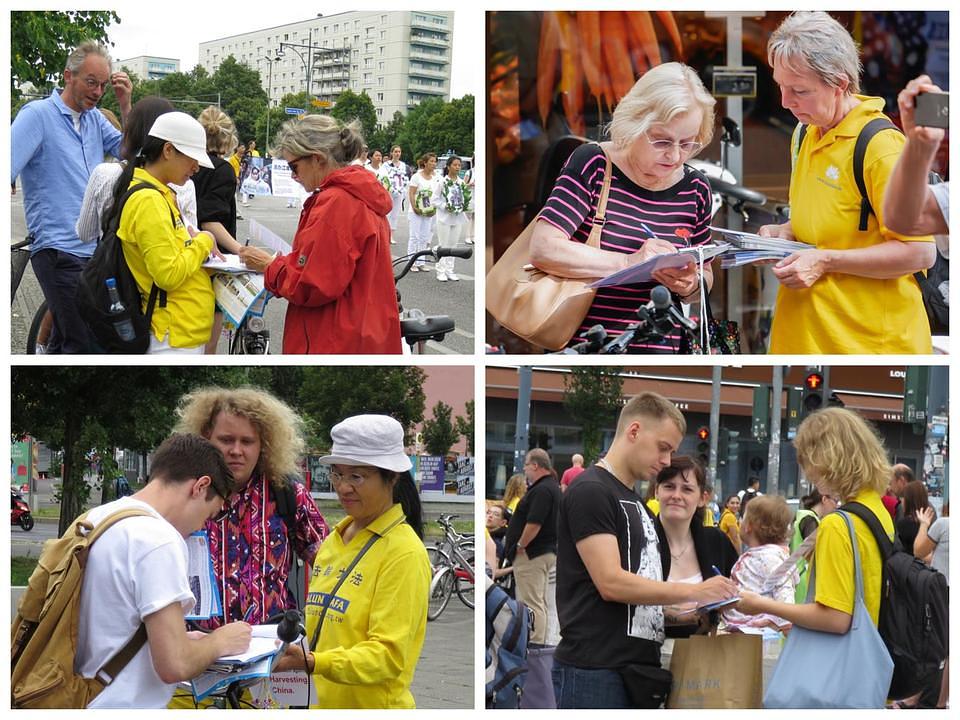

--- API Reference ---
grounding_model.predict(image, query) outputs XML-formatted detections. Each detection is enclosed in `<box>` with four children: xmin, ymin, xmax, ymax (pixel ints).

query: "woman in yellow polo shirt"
<box><xmin>759</xmin><ymin>12</ymin><xmax>935</xmax><ymax>354</ymax></box>
<box><xmin>736</xmin><ymin>407</ymin><xmax>894</xmax><ymax>641</ymax></box>
<box><xmin>102</xmin><ymin>112</ymin><xmax>216</xmax><ymax>353</ymax></box>
<box><xmin>272</xmin><ymin>415</ymin><xmax>430</xmax><ymax>708</ymax></box>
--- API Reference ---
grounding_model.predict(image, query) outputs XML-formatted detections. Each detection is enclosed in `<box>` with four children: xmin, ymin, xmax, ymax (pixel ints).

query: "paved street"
<box><xmin>10</xmin><ymin>191</ymin><xmax>475</xmax><ymax>355</ymax></box>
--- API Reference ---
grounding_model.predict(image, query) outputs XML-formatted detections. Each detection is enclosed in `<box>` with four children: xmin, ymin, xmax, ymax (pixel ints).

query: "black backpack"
<box><xmin>843</xmin><ymin>502</ymin><xmax>949</xmax><ymax>699</ymax></box>
<box><xmin>797</xmin><ymin>118</ymin><xmax>948</xmax><ymax>335</ymax></box>
<box><xmin>76</xmin><ymin>182</ymin><xmax>168</xmax><ymax>353</ymax></box>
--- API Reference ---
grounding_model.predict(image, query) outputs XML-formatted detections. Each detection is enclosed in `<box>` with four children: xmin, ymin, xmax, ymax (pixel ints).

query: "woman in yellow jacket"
<box><xmin>273</xmin><ymin>414</ymin><xmax>430</xmax><ymax>708</ymax></box>
<box><xmin>103</xmin><ymin>112</ymin><xmax>216</xmax><ymax>353</ymax></box>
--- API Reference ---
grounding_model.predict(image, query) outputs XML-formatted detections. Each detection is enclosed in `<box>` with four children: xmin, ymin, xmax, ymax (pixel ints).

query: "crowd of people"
<box><xmin>12</xmin><ymin>40</ymin><xmax>474</xmax><ymax>355</ymax></box>
<box><xmin>18</xmin><ymin>385</ymin><xmax>431</xmax><ymax>709</ymax></box>
<box><xmin>520</xmin><ymin>11</ymin><xmax>947</xmax><ymax>354</ymax></box>
<box><xmin>485</xmin><ymin>395</ymin><xmax>949</xmax><ymax>709</ymax></box>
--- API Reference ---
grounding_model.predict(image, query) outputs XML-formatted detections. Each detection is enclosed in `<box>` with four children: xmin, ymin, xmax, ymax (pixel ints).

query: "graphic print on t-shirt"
<box><xmin>621</xmin><ymin>498</ymin><xmax>664</xmax><ymax>643</ymax></box>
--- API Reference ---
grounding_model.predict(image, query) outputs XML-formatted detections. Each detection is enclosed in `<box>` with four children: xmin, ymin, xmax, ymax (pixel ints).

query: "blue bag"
<box><xmin>485</xmin><ymin>576</ymin><xmax>531</xmax><ymax>708</ymax></box>
<box><xmin>764</xmin><ymin>511</ymin><xmax>894</xmax><ymax>708</ymax></box>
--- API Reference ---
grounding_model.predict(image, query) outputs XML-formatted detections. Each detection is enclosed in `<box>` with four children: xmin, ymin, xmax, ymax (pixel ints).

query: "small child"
<box><xmin>722</xmin><ymin>495</ymin><xmax>797</xmax><ymax>631</ymax></box>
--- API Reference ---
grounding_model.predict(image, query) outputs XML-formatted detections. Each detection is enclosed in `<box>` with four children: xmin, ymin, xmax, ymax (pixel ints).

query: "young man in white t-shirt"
<box><xmin>75</xmin><ymin>434</ymin><xmax>252</xmax><ymax>708</ymax></box>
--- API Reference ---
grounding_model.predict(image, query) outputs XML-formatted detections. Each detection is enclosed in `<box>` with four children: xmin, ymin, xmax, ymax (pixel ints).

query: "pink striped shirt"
<box><xmin>540</xmin><ymin>143</ymin><xmax>712</xmax><ymax>353</ymax></box>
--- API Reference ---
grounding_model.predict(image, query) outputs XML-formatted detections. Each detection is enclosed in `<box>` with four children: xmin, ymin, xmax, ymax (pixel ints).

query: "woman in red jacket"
<box><xmin>240</xmin><ymin>115</ymin><xmax>401</xmax><ymax>354</ymax></box>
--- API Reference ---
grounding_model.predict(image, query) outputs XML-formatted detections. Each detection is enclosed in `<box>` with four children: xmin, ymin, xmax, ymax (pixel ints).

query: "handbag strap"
<box><xmin>308</xmin><ymin>515</ymin><xmax>404</xmax><ymax>651</ymax></box>
<box><xmin>807</xmin><ymin>511</ymin><xmax>868</xmax><ymax>629</ymax></box>
<box><xmin>584</xmin><ymin>144</ymin><xmax>614</xmax><ymax>249</ymax></box>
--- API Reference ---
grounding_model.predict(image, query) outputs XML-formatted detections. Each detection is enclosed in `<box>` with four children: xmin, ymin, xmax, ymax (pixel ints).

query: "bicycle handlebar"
<box><xmin>393</xmin><ymin>246</ymin><xmax>472</xmax><ymax>282</ymax></box>
<box><xmin>11</xmin><ymin>236</ymin><xmax>33</xmax><ymax>251</ymax></box>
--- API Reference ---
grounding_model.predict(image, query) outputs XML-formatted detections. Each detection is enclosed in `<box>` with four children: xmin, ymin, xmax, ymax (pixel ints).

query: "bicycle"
<box><xmin>394</xmin><ymin>246</ymin><xmax>473</xmax><ymax>354</ymax></box>
<box><xmin>426</xmin><ymin>513</ymin><xmax>475</xmax><ymax>621</ymax></box>
<box><xmin>11</xmin><ymin>237</ymin><xmax>52</xmax><ymax>354</ymax></box>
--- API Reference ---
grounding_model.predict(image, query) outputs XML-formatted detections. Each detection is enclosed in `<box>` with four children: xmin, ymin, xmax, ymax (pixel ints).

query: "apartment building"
<box><xmin>198</xmin><ymin>11</ymin><xmax>453</xmax><ymax>121</ymax></box>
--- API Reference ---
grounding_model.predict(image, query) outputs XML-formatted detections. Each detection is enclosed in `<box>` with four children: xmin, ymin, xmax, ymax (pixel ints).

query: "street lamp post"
<box><xmin>262</xmin><ymin>55</ymin><xmax>278</xmax><ymax>149</ymax></box>
<box><xmin>278</xmin><ymin>31</ymin><xmax>331</xmax><ymax>108</ymax></box>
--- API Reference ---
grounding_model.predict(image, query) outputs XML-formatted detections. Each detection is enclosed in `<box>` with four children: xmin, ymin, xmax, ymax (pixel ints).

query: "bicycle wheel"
<box><xmin>454</xmin><ymin>550</ymin><xmax>475</xmax><ymax>609</ymax></box>
<box><xmin>426</xmin><ymin>545</ymin><xmax>451</xmax><ymax>572</ymax></box>
<box><xmin>26</xmin><ymin>301</ymin><xmax>49</xmax><ymax>354</ymax></box>
<box><xmin>427</xmin><ymin>566</ymin><xmax>454</xmax><ymax>621</ymax></box>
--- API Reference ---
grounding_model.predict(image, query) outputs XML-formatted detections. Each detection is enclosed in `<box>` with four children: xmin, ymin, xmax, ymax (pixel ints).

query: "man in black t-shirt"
<box><xmin>554</xmin><ymin>392</ymin><xmax>739</xmax><ymax>709</ymax></box>
<box><xmin>504</xmin><ymin>448</ymin><xmax>562</xmax><ymax>648</ymax></box>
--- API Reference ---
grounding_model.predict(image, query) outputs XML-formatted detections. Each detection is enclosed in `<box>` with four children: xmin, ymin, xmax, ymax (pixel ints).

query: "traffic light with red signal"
<box><xmin>696</xmin><ymin>426</ymin><xmax>710</xmax><ymax>465</ymax></box>
<box><xmin>801</xmin><ymin>368</ymin><xmax>825</xmax><ymax>420</ymax></box>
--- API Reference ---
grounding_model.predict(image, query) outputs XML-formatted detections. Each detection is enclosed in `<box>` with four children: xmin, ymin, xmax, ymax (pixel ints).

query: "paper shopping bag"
<box><xmin>666</xmin><ymin>633</ymin><xmax>763</xmax><ymax>708</ymax></box>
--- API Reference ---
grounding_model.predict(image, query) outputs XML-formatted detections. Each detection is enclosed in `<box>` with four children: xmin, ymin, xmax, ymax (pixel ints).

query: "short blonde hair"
<box><xmin>198</xmin><ymin>105</ymin><xmax>238</xmax><ymax>156</ymax></box>
<box><xmin>794</xmin><ymin>408</ymin><xmax>890</xmax><ymax>501</ymax></box>
<box><xmin>742</xmin><ymin>495</ymin><xmax>792</xmax><ymax>545</ymax></box>
<box><xmin>768</xmin><ymin>11</ymin><xmax>862</xmax><ymax>94</ymax></box>
<box><xmin>609</xmin><ymin>62</ymin><xmax>715</xmax><ymax>151</ymax></box>
<box><xmin>175</xmin><ymin>386</ymin><xmax>305</xmax><ymax>487</ymax></box>
<box><xmin>616</xmin><ymin>391</ymin><xmax>686</xmax><ymax>437</ymax></box>
<box><xmin>270</xmin><ymin>114</ymin><xmax>365</xmax><ymax>167</ymax></box>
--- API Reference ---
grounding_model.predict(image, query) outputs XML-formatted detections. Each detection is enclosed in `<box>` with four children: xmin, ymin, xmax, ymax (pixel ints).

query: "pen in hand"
<box><xmin>243</xmin><ymin>605</ymin><xmax>256</xmax><ymax>624</ymax></box>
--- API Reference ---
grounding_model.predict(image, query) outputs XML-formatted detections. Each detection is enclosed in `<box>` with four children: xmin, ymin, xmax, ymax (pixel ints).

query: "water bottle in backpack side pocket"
<box><xmin>105</xmin><ymin>277</ymin><xmax>136</xmax><ymax>342</ymax></box>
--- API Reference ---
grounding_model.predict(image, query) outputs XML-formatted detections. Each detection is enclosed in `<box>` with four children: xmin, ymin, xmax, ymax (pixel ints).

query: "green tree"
<box><xmin>11</xmin><ymin>366</ymin><xmax>243</xmax><ymax>536</ymax></box>
<box><xmin>212</xmin><ymin>56</ymin><xmax>268</xmax><ymax>146</ymax></box>
<box><xmin>11</xmin><ymin>10</ymin><xmax>119</xmax><ymax>105</ymax></box>
<box><xmin>422</xmin><ymin>401</ymin><xmax>459</xmax><ymax>457</ymax></box>
<box><xmin>455</xmin><ymin>400</ymin><xmax>475</xmax><ymax>455</ymax></box>
<box><xmin>297</xmin><ymin>367</ymin><xmax>427</xmax><ymax>448</ymax></box>
<box><xmin>562</xmin><ymin>367</ymin><xmax>625</xmax><ymax>465</ymax></box>
<box><xmin>396</xmin><ymin>95</ymin><xmax>475</xmax><ymax>161</ymax></box>
<box><xmin>330</xmin><ymin>89</ymin><xmax>378</xmax><ymax>145</ymax></box>
<box><xmin>255</xmin><ymin>91</ymin><xmax>319</xmax><ymax>150</ymax></box>
<box><xmin>368</xmin><ymin>110</ymin><xmax>406</xmax><ymax>158</ymax></box>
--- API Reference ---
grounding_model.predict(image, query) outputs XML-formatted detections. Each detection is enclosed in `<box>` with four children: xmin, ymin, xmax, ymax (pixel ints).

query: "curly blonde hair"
<box><xmin>175</xmin><ymin>386</ymin><xmax>305</xmax><ymax>486</ymax></box>
<box><xmin>793</xmin><ymin>407</ymin><xmax>890</xmax><ymax>501</ymax></box>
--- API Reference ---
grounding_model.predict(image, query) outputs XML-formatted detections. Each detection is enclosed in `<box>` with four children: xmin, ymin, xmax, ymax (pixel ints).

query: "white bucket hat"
<box><xmin>318</xmin><ymin>415</ymin><xmax>412</xmax><ymax>473</ymax></box>
<box><xmin>148</xmin><ymin>112</ymin><xmax>214</xmax><ymax>168</ymax></box>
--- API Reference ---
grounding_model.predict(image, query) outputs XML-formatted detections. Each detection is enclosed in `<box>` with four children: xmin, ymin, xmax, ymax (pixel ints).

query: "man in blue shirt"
<box><xmin>11</xmin><ymin>40</ymin><xmax>132</xmax><ymax>353</ymax></box>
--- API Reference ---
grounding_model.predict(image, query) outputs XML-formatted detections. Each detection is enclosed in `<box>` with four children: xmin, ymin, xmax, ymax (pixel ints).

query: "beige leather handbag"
<box><xmin>485</xmin><ymin>148</ymin><xmax>612</xmax><ymax>351</ymax></box>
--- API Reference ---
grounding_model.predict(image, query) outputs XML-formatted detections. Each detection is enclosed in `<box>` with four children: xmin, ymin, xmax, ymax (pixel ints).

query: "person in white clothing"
<box><xmin>366</xmin><ymin>148</ymin><xmax>383</xmax><ymax>175</ymax></box>
<box><xmin>383</xmin><ymin>145</ymin><xmax>408</xmax><ymax>244</ymax></box>
<box><xmin>76</xmin><ymin>433</ymin><xmax>252</xmax><ymax>708</ymax></box>
<box><xmin>407</xmin><ymin>152</ymin><xmax>441</xmax><ymax>272</ymax></box>
<box><xmin>463</xmin><ymin>154</ymin><xmax>475</xmax><ymax>244</ymax></box>
<box><xmin>435</xmin><ymin>156</ymin><xmax>470</xmax><ymax>281</ymax></box>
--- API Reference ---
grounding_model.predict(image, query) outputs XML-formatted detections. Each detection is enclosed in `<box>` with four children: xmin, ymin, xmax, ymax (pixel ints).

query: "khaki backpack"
<box><xmin>11</xmin><ymin>507</ymin><xmax>152</xmax><ymax>708</ymax></box>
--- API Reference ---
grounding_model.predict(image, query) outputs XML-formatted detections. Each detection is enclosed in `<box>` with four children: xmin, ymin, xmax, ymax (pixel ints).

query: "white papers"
<box><xmin>589</xmin><ymin>244</ymin><xmax>728</xmax><ymax>288</ymax></box>
<box><xmin>248</xmin><ymin>219</ymin><xmax>292</xmax><ymax>256</ymax></box>
<box><xmin>203</xmin><ymin>254</ymin><xmax>248</xmax><ymax>273</ymax></box>
<box><xmin>189</xmin><ymin>624</ymin><xmax>295</xmax><ymax>702</ymax></box>
<box><xmin>709</xmin><ymin>226</ymin><xmax>815</xmax><ymax>254</ymax></box>
<box><xmin>185</xmin><ymin>531</ymin><xmax>221</xmax><ymax>621</ymax></box>
<box><xmin>213</xmin><ymin>272</ymin><xmax>269</xmax><ymax>327</ymax></box>
<box><xmin>191</xmin><ymin>656</ymin><xmax>274</xmax><ymax>702</ymax></box>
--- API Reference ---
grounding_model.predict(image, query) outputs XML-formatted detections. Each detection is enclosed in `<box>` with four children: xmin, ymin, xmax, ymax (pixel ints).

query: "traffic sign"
<box><xmin>312</xmin><ymin>99</ymin><xmax>332</xmax><ymax>108</ymax></box>
<box><xmin>285</xmin><ymin>107</ymin><xmax>306</xmax><ymax>115</ymax></box>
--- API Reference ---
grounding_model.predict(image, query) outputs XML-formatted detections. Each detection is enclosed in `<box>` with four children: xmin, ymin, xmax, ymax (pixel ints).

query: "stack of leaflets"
<box><xmin>588</xmin><ymin>243</ymin><xmax>729</xmax><ymax>288</ymax></box>
<box><xmin>709</xmin><ymin>227</ymin><xmax>815</xmax><ymax>268</ymax></box>
<box><xmin>190</xmin><ymin>625</ymin><xmax>290</xmax><ymax>702</ymax></box>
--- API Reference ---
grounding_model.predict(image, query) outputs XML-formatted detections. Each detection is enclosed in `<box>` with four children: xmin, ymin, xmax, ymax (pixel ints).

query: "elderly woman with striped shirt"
<box><xmin>529</xmin><ymin>62</ymin><xmax>716</xmax><ymax>353</ymax></box>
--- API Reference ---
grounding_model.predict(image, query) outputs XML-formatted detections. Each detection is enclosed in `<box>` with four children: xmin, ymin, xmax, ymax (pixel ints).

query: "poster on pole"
<box><xmin>239</xmin><ymin>157</ymin><xmax>273</xmax><ymax>197</ymax></box>
<box><xmin>418</xmin><ymin>456</ymin><xmax>445</xmax><ymax>493</ymax></box>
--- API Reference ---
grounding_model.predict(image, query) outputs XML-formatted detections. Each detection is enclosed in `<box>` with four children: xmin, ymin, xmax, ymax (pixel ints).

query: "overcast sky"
<box><xmin>104</xmin><ymin>5</ymin><xmax>474</xmax><ymax>98</ymax></box>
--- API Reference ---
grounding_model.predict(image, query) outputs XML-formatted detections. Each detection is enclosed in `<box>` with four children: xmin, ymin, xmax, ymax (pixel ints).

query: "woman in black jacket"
<box><xmin>654</xmin><ymin>456</ymin><xmax>739</xmax><ymax>638</ymax></box>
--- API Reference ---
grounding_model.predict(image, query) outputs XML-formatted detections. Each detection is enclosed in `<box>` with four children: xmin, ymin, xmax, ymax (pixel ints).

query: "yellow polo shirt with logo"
<box><xmin>769</xmin><ymin>96</ymin><xmax>934</xmax><ymax>354</ymax></box>
<box><xmin>813</xmin><ymin>489</ymin><xmax>893</xmax><ymax>626</ymax></box>
<box><xmin>305</xmin><ymin>503</ymin><xmax>430</xmax><ymax>708</ymax></box>
<box><xmin>119</xmin><ymin>167</ymin><xmax>215</xmax><ymax>348</ymax></box>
